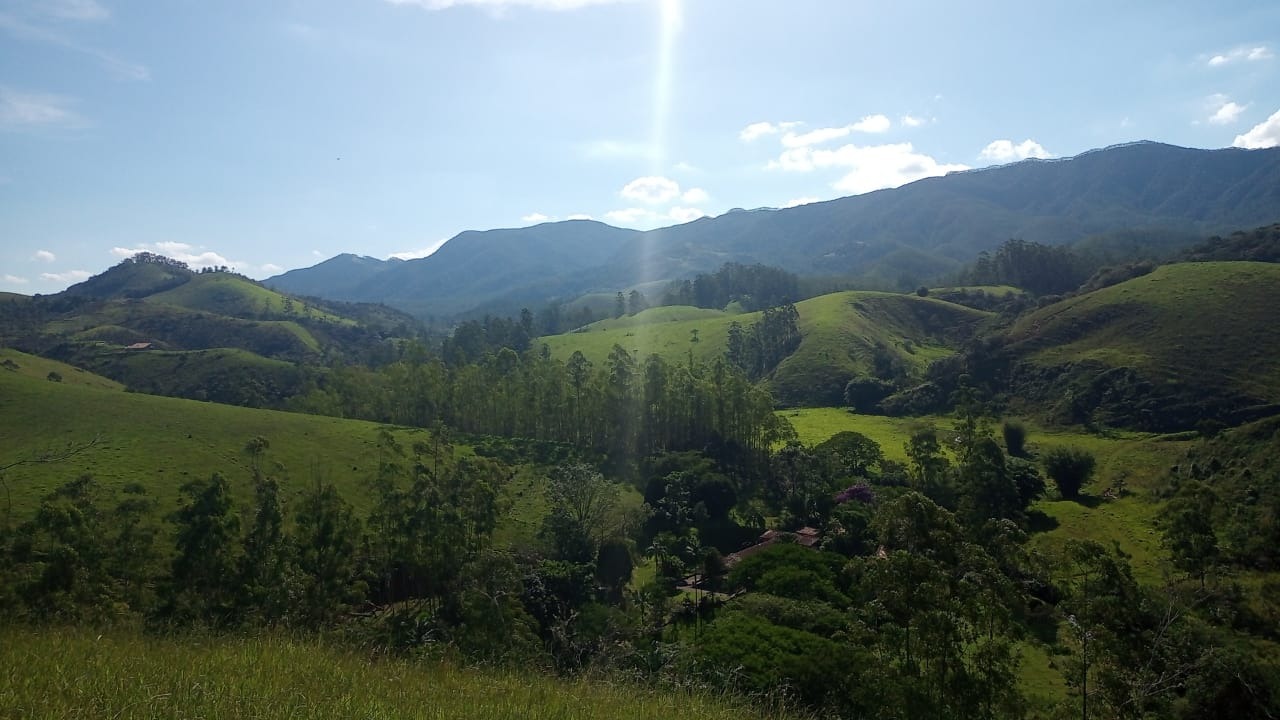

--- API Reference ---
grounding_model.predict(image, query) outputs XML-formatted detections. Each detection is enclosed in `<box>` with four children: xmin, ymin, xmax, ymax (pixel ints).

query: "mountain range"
<box><xmin>266</xmin><ymin>141</ymin><xmax>1280</xmax><ymax>319</ymax></box>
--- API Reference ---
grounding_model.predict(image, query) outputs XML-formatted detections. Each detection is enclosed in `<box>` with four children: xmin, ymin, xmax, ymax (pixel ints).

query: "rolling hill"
<box><xmin>1</xmin><ymin>258</ymin><xmax>421</xmax><ymax>404</ymax></box>
<box><xmin>268</xmin><ymin>142</ymin><xmax>1280</xmax><ymax>319</ymax></box>
<box><xmin>1002</xmin><ymin>261</ymin><xmax>1280</xmax><ymax>430</ymax></box>
<box><xmin>540</xmin><ymin>291</ymin><xmax>989</xmax><ymax>406</ymax></box>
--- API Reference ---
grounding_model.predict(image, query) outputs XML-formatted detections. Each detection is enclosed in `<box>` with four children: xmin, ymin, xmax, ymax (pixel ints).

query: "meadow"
<box><xmin>0</xmin><ymin>628</ymin><xmax>796</xmax><ymax>720</ymax></box>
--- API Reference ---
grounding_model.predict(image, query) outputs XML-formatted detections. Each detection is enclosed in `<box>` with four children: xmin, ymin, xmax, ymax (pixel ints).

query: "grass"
<box><xmin>148</xmin><ymin>272</ymin><xmax>353</xmax><ymax>325</ymax></box>
<box><xmin>0</xmin><ymin>364</ymin><xmax>429</xmax><ymax>519</ymax></box>
<box><xmin>0</xmin><ymin>348</ymin><xmax>124</xmax><ymax>391</ymax></box>
<box><xmin>541</xmin><ymin>292</ymin><xmax>989</xmax><ymax>406</ymax></box>
<box><xmin>0</xmin><ymin>628</ymin><xmax>792</xmax><ymax>720</ymax></box>
<box><xmin>1007</xmin><ymin>261</ymin><xmax>1280</xmax><ymax>402</ymax></box>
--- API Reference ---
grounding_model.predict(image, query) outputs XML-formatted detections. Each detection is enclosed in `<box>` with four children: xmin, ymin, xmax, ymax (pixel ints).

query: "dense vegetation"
<box><xmin>7</xmin><ymin>214</ymin><xmax>1280</xmax><ymax>718</ymax></box>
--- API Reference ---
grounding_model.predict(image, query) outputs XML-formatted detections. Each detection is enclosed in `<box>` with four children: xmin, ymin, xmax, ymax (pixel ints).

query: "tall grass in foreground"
<box><xmin>0</xmin><ymin>628</ymin><xmax>796</xmax><ymax>720</ymax></box>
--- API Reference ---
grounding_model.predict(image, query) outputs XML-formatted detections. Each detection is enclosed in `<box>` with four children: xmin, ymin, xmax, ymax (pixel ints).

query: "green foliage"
<box><xmin>1002</xmin><ymin>420</ymin><xmax>1028</xmax><ymax>458</ymax></box>
<box><xmin>663</xmin><ymin>262</ymin><xmax>800</xmax><ymax>312</ymax></box>
<box><xmin>293</xmin><ymin>481</ymin><xmax>365</xmax><ymax>628</ymax></box>
<box><xmin>1043</xmin><ymin>447</ymin><xmax>1097</xmax><ymax>499</ymax></box>
<box><xmin>161</xmin><ymin>472</ymin><xmax>241</xmax><ymax>626</ymax></box>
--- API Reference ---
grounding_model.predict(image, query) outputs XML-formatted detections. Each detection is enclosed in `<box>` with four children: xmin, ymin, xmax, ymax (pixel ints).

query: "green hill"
<box><xmin>0</xmin><ymin>364</ymin><xmax>426</xmax><ymax>518</ymax></box>
<box><xmin>541</xmin><ymin>292</ymin><xmax>989</xmax><ymax>406</ymax></box>
<box><xmin>1003</xmin><ymin>261</ymin><xmax>1280</xmax><ymax>430</ymax></box>
<box><xmin>148</xmin><ymin>272</ymin><xmax>352</xmax><ymax>325</ymax></box>
<box><xmin>0</xmin><ymin>348</ymin><xmax>123</xmax><ymax>390</ymax></box>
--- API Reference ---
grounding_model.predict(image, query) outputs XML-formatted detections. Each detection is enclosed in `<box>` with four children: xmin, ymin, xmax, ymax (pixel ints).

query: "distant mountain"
<box><xmin>269</xmin><ymin>142</ymin><xmax>1280</xmax><ymax>318</ymax></box>
<box><xmin>266</xmin><ymin>253</ymin><xmax>403</xmax><ymax>299</ymax></box>
<box><xmin>267</xmin><ymin>220</ymin><xmax>639</xmax><ymax>318</ymax></box>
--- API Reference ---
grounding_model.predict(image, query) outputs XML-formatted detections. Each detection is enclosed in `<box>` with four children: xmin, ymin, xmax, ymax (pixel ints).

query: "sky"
<box><xmin>1</xmin><ymin>0</ymin><xmax>1278</xmax><ymax>293</ymax></box>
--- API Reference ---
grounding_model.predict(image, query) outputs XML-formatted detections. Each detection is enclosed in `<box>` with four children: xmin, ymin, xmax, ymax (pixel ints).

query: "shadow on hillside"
<box><xmin>1072</xmin><ymin>494</ymin><xmax>1104</xmax><ymax>509</ymax></box>
<box><xmin>1026</xmin><ymin>509</ymin><xmax>1059</xmax><ymax>534</ymax></box>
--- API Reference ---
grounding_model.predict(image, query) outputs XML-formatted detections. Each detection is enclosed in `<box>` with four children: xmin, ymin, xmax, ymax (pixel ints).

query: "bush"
<box><xmin>1002</xmin><ymin>420</ymin><xmax>1028</xmax><ymax>457</ymax></box>
<box><xmin>1043</xmin><ymin>447</ymin><xmax>1096</xmax><ymax>499</ymax></box>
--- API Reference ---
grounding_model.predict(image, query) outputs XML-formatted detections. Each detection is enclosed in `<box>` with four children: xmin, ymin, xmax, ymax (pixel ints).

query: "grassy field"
<box><xmin>0</xmin><ymin>360</ymin><xmax>431</xmax><ymax>518</ymax></box>
<box><xmin>0</xmin><ymin>628</ymin><xmax>794</xmax><ymax>720</ymax></box>
<box><xmin>148</xmin><ymin>272</ymin><xmax>354</xmax><ymax>325</ymax></box>
<box><xmin>541</xmin><ymin>292</ymin><xmax>989</xmax><ymax>406</ymax></box>
<box><xmin>1007</xmin><ymin>261</ymin><xmax>1280</xmax><ymax>402</ymax></box>
<box><xmin>0</xmin><ymin>348</ymin><xmax>124</xmax><ymax>391</ymax></box>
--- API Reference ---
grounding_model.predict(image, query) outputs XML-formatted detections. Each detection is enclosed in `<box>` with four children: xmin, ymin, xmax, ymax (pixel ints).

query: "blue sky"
<box><xmin>2</xmin><ymin>0</ymin><xmax>1278</xmax><ymax>293</ymax></box>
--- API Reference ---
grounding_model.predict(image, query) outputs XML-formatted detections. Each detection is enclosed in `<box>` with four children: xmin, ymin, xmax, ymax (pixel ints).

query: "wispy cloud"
<box><xmin>386</xmin><ymin>0</ymin><xmax>636</xmax><ymax>11</ymax></box>
<box><xmin>979</xmin><ymin>139</ymin><xmax>1053</xmax><ymax>162</ymax></box>
<box><xmin>389</xmin><ymin>238</ymin><xmax>449</xmax><ymax>260</ymax></box>
<box><xmin>1207</xmin><ymin>45</ymin><xmax>1272</xmax><ymax>66</ymax></box>
<box><xmin>522</xmin><ymin>212</ymin><xmax>551</xmax><ymax>224</ymax></box>
<box><xmin>40</xmin><ymin>269</ymin><xmax>91</xmax><ymax>283</ymax></box>
<box><xmin>3</xmin><ymin>274</ymin><xmax>30</xmax><ymax>285</ymax></box>
<box><xmin>0</xmin><ymin>11</ymin><xmax>148</xmax><ymax>80</ymax></box>
<box><xmin>739</xmin><ymin>121</ymin><xmax>800</xmax><ymax>142</ymax></box>
<box><xmin>779</xmin><ymin>116</ymin><xmax>893</xmax><ymax>148</ymax></box>
<box><xmin>1234</xmin><ymin>108</ymin><xmax>1280</xmax><ymax>149</ymax></box>
<box><xmin>33</xmin><ymin>249</ymin><xmax>57</xmax><ymax>262</ymax></box>
<box><xmin>46</xmin><ymin>0</ymin><xmax>110</xmax><ymax>22</ymax></box>
<box><xmin>0</xmin><ymin>87</ymin><xmax>83</xmax><ymax>129</ymax></box>
<box><xmin>620</xmin><ymin>175</ymin><xmax>681</xmax><ymax>204</ymax></box>
<box><xmin>604</xmin><ymin>205</ymin><xmax>705</xmax><ymax>227</ymax></box>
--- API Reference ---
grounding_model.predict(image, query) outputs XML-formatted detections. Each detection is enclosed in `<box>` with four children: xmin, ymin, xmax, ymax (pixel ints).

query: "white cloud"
<box><xmin>739</xmin><ymin>121</ymin><xmax>799</xmax><ymax>142</ymax></box>
<box><xmin>620</xmin><ymin>175</ymin><xmax>681</xmax><ymax>204</ymax></box>
<box><xmin>260</xmin><ymin>263</ymin><xmax>283</xmax><ymax>274</ymax></box>
<box><xmin>681</xmin><ymin>187</ymin><xmax>708</xmax><ymax>204</ymax></box>
<box><xmin>311</xmin><ymin>250</ymin><xmax>325</xmax><ymax>258</ymax></box>
<box><xmin>1209</xmin><ymin>99</ymin><xmax>1248</xmax><ymax>125</ymax></box>
<box><xmin>33</xmin><ymin>249</ymin><xmax>56</xmax><ymax>262</ymax></box>
<box><xmin>3</xmin><ymin>274</ymin><xmax>29</xmax><ymax>284</ymax></box>
<box><xmin>1207</xmin><ymin>45</ymin><xmax>1273</xmax><ymax>66</ymax></box>
<box><xmin>768</xmin><ymin>142</ymin><xmax>968</xmax><ymax>195</ymax></box>
<box><xmin>851</xmin><ymin>114</ymin><xmax>891</xmax><ymax>133</ymax></box>
<box><xmin>0</xmin><ymin>88</ymin><xmax>82</xmax><ymax>129</ymax></box>
<box><xmin>522</xmin><ymin>212</ymin><xmax>551</xmax><ymax>223</ymax></box>
<box><xmin>667</xmin><ymin>207</ymin><xmax>705</xmax><ymax>223</ymax></box>
<box><xmin>979</xmin><ymin>139</ymin><xmax>1053</xmax><ymax>162</ymax></box>
<box><xmin>673</xmin><ymin>160</ymin><xmax>698</xmax><ymax>173</ymax></box>
<box><xmin>784</xmin><ymin>197</ymin><xmax>821</xmax><ymax>208</ymax></box>
<box><xmin>389</xmin><ymin>238</ymin><xmax>449</xmax><ymax>260</ymax></box>
<box><xmin>1234</xmin><ymin>108</ymin><xmax>1280</xmax><ymax>149</ymax></box>
<box><xmin>40</xmin><ymin>269</ymin><xmax>91</xmax><ymax>283</ymax></box>
<box><xmin>387</xmin><ymin>0</ymin><xmax>636</xmax><ymax>11</ymax></box>
<box><xmin>901</xmin><ymin>114</ymin><xmax>925</xmax><ymax>128</ymax></box>
<box><xmin>782</xmin><ymin>126</ymin><xmax>854</xmax><ymax>148</ymax></box>
<box><xmin>111</xmin><ymin>242</ymin><xmax>234</xmax><ymax>269</ymax></box>
<box><xmin>566</xmin><ymin>213</ymin><xmax>593</xmax><ymax>220</ymax></box>
<box><xmin>779</xmin><ymin>115</ymin><xmax>893</xmax><ymax>149</ymax></box>
<box><xmin>47</xmin><ymin>0</ymin><xmax>110</xmax><ymax>21</ymax></box>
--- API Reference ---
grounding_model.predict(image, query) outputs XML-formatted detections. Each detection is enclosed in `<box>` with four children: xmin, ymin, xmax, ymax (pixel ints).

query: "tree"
<box><xmin>614</xmin><ymin>291</ymin><xmax>626</xmax><ymax>319</ymax></box>
<box><xmin>543</xmin><ymin>463</ymin><xmax>619</xmax><ymax>559</ymax></box>
<box><xmin>1044</xmin><ymin>447</ymin><xmax>1096</xmax><ymax>499</ymax></box>
<box><xmin>293</xmin><ymin>481</ymin><xmax>364</xmax><ymax>627</ymax></box>
<box><xmin>1162</xmin><ymin>481</ymin><xmax>1219</xmax><ymax>587</ymax></box>
<box><xmin>162</xmin><ymin>473</ymin><xmax>241</xmax><ymax>625</ymax></box>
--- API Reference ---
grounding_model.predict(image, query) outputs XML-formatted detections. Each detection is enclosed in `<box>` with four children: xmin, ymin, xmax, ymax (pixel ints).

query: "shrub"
<box><xmin>1002</xmin><ymin>420</ymin><xmax>1028</xmax><ymax>457</ymax></box>
<box><xmin>1043</xmin><ymin>447</ymin><xmax>1096</xmax><ymax>499</ymax></box>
